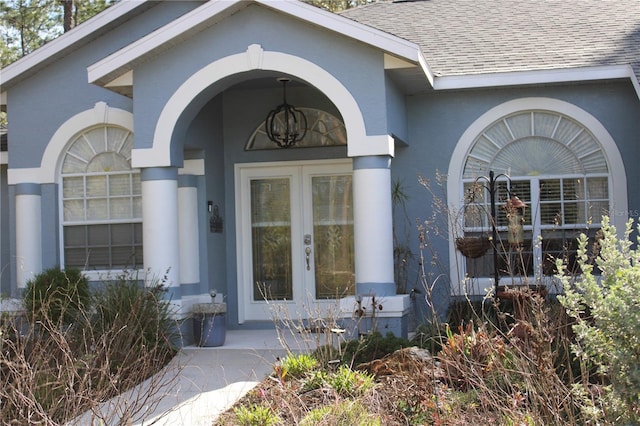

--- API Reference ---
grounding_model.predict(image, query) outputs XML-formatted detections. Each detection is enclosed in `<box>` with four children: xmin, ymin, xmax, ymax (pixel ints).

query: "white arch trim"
<box><xmin>447</xmin><ymin>97</ymin><xmax>628</xmax><ymax>291</ymax></box>
<box><xmin>7</xmin><ymin>102</ymin><xmax>134</xmax><ymax>185</ymax></box>
<box><xmin>132</xmin><ymin>44</ymin><xmax>384</xmax><ymax>169</ymax></box>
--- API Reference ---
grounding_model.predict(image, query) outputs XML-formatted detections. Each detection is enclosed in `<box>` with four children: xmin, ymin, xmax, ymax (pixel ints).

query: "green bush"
<box><xmin>558</xmin><ymin>216</ymin><xmax>640</xmax><ymax>424</ymax></box>
<box><xmin>280</xmin><ymin>353</ymin><xmax>318</xmax><ymax>378</ymax></box>
<box><xmin>233</xmin><ymin>404</ymin><xmax>281</xmax><ymax>426</ymax></box>
<box><xmin>340</xmin><ymin>331</ymin><xmax>411</xmax><ymax>366</ymax></box>
<box><xmin>325</xmin><ymin>365</ymin><xmax>375</xmax><ymax>397</ymax></box>
<box><xmin>23</xmin><ymin>267</ymin><xmax>89</xmax><ymax>325</ymax></box>
<box><xmin>91</xmin><ymin>276</ymin><xmax>179</xmax><ymax>373</ymax></box>
<box><xmin>300</xmin><ymin>400</ymin><xmax>381</xmax><ymax>426</ymax></box>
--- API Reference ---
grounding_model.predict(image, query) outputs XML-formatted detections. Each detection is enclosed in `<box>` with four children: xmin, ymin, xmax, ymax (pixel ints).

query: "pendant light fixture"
<box><xmin>265</xmin><ymin>78</ymin><xmax>307</xmax><ymax>148</ymax></box>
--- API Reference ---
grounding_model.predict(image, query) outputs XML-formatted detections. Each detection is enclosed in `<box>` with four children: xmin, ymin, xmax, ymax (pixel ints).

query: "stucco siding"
<box><xmin>132</xmin><ymin>4</ymin><xmax>388</xmax><ymax>166</ymax></box>
<box><xmin>6</xmin><ymin>1</ymin><xmax>199</xmax><ymax>170</ymax></box>
<box><xmin>390</xmin><ymin>80</ymin><xmax>640</xmax><ymax>312</ymax></box>
<box><xmin>0</xmin><ymin>164</ymin><xmax>8</xmax><ymax>295</ymax></box>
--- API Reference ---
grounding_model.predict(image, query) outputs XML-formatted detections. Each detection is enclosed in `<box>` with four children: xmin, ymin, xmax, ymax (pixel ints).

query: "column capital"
<box><xmin>348</xmin><ymin>135</ymin><xmax>395</xmax><ymax>158</ymax></box>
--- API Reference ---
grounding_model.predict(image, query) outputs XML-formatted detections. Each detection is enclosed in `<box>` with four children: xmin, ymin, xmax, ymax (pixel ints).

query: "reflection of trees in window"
<box><xmin>250</xmin><ymin>179</ymin><xmax>292</xmax><ymax>301</ymax></box>
<box><xmin>312</xmin><ymin>175</ymin><xmax>354</xmax><ymax>299</ymax></box>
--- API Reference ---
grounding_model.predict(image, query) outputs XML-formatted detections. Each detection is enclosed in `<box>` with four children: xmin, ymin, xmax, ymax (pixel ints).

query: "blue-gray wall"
<box><xmin>133</xmin><ymin>4</ymin><xmax>388</xmax><ymax>166</ymax></box>
<box><xmin>392</xmin><ymin>80</ymin><xmax>640</xmax><ymax>323</ymax></box>
<box><xmin>4</xmin><ymin>0</ymin><xmax>640</xmax><ymax>329</ymax></box>
<box><xmin>0</xmin><ymin>164</ymin><xmax>8</xmax><ymax>296</ymax></box>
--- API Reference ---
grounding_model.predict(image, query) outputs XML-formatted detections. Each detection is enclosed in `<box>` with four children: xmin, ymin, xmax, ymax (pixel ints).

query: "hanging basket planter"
<box><xmin>455</xmin><ymin>236</ymin><xmax>491</xmax><ymax>258</ymax></box>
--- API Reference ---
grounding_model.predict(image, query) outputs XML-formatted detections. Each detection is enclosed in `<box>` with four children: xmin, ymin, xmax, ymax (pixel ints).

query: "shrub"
<box><xmin>300</xmin><ymin>400</ymin><xmax>381</xmax><ymax>426</ymax></box>
<box><xmin>279</xmin><ymin>353</ymin><xmax>318</xmax><ymax>379</ymax></box>
<box><xmin>340</xmin><ymin>331</ymin><xmax>411</xmax><ymax>366</ymax></box>
<box><xmin>1</xmin><ymin>273</ymin><xmax>180</xmax><ymax>424</ymax></box>
<box><xmin>91</xmin><ymin>276</ymin><xmax>179</xmax><ymax>374</ymax></box>
<box><xmin>325</xmin><ymin>365</ymin><xmax>375</xmax><ymax>397</ymax></box>
<box><xmin>23</xmin><ymin>267</ymin><xmax>89</xmax><ymax>325</ymax></box>
<box><xmin>558</xmin><ymin>216</ymin><xmax>640</xmax><ymax>423</ymax></box>
<box><xmin>233</xmin><ymin>404</ymin><xmax>281</xmax><ymax>426</ymax></box>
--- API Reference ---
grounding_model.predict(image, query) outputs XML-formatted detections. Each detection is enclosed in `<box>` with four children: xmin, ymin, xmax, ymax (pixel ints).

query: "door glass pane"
<box><xmin>250</xmin><ymin>178</ymin><xmax>292</xmax><ymax>301</ymax></box>
<box><xmin>312</xmin><ymin>175</ymin><xmax>355</xmax><ymax>299</ymax></box>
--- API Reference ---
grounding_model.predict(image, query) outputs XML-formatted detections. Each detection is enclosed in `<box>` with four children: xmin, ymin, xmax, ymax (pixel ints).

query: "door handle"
<box><xmin>305</xmin><ymin>246</ymin><xmax>311</xmax><ymax>270</ymax></box>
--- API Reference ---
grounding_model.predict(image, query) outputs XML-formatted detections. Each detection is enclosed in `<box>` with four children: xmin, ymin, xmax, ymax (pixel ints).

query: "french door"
<box><xmin>235</xmin><ymin>160</ymin><xmax>354</xmax><ymax>322</ymax></box>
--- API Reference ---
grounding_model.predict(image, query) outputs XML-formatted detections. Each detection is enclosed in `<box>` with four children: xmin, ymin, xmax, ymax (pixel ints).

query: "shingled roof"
<box><xmin>340</xmin><ymin>0</ymin><xmax>640</xmax><ymax>82</ymax></box>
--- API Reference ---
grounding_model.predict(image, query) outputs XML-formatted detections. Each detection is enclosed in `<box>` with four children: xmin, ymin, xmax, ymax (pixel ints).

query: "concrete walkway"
<box><xmin>72</xmin><ymin>329</ymin><xmax>320</xmax><ymax>425</ymax></box>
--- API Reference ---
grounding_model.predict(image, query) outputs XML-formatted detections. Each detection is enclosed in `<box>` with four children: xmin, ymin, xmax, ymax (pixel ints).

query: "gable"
<box><xmin>86</xmin><ymin>0</ymin><xmax>427</xmax><ymax>96</ymax></box>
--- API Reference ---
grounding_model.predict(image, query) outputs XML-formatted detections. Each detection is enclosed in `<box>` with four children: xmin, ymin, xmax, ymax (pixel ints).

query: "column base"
<box><xmin>338</xmin><ymin>294</ymin><xmax>411</xmax><ymax>339</ymax></box>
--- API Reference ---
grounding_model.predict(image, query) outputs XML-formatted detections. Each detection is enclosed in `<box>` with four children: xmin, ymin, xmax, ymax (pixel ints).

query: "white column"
<box><xmin>352</xmin><ymin>156</ymin><xmax>395</xmax><ymax>296</ymax></box>
<box><xmin>15</xmin><ymin>184</ymin><xmax>42</xmax><ymax>289</ymax></box>
<box><xmin>141</xmin><ymin>168</ymin><xmax>180</xmax><ymax>293</ymax></box>
<box><xmin>178</xmin><ymin>176</ymin><xmax>199</xmax><ymax>285</ymax></box>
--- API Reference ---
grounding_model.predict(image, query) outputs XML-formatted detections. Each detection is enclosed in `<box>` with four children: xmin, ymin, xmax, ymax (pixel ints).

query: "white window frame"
<box><xmin>51</xmin><ymin>103</ymin><xmax>141</xmax><ymax>281</ymax></box>
<box><xmin>447</xmin><ymin>98</ymin><xmax>627</xmax><ymax>296</ymax></box>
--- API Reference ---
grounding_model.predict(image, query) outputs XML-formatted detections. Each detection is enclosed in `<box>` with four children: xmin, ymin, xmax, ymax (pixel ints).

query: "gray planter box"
<box><xmin>192</xmin><ymin>303</ymin><xmax>226</xmax><ymax>347</ymax></box>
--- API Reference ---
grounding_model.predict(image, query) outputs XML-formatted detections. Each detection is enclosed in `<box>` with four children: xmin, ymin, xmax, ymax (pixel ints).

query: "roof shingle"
<box><xmin>340</xmin><ymin>0</ymin><xmax>640</xmax><ymax>81</ymax></box>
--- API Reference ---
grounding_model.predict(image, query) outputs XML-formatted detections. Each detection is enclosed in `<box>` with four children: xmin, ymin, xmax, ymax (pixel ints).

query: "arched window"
<box><xmin>60</xmin><ymin>125</ymin><xmax>142</xmax><ymax>270</ymax></box>
<box><xmin>246</xmin><ymin>108</ymin><xmax>346</xmax><ymax>150</ymax></box>
<box><xmin>456</xmin><ymin>109</ymin><xmax>616</xmax><ymax>291</ymax></box>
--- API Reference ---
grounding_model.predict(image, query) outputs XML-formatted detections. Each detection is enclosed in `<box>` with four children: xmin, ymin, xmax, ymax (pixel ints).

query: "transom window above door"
<box><xmin>459</xmin><ymin>110</ymin><xmax>610</xmax><ymax>282</ymax></box>
<box><xmin>246</xmin><ymin>108</ymin><xmax>346</xmax><ymax>150</ymax></box>
<box><xmin>60</xmin><ymin>125</ymin><xmax>142</xmax><ymax>271</ymax></box>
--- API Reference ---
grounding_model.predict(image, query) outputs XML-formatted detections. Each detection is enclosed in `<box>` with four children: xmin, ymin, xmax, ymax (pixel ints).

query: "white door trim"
<box><xmin>235</xmin><ymin>159</ymin><xmax>352</xmax><ymax>323</ymax></box>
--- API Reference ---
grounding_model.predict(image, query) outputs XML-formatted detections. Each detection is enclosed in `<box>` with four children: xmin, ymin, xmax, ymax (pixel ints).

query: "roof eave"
<box><xmin>433</xmin><ymin>65</ymin><xmax>640</xmax><ymax>100</ymax></box>
<box><xmin>88</xmin><ymin>0</ymin><xmax>430</xmax><ymax>90</ymax></box>
<box><xmin>0</xmin><ymin>0</ymin><xmax>151</xmax><ymax>95</ymax></box>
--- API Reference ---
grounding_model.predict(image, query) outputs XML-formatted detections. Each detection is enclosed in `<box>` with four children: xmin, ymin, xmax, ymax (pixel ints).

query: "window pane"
<box><xmin>134</xmin><ymin>223</ymin><xmax>143</xmax><ymax>244</ymax></box>
<box><xmin>564</xmin><ymin>202</ymin><xmax>582</xmax><ymax>224</ymax></box>
<box><xmin>68</xmin><ymin>138</ymin><xmax>95</xmax><ymax>164</ymax></box>
<box><xmin>132</xmin><ymin>197</ymin><xmax>142</xmax><ymax>218</ymax></box>
<box><xmin>64</xmin><ymin>226</ymin><xmax>86</xmax><ymax>246</ymax></box>
<box><xmin>84</xmin><ymin>127</ymin><xmax>106</xmax><ymax>155</ymax></box>
<box><xmin>110</xmin><ymin>198</ymin><xmax>132</xmax><ymax>219</ymax></box>
<box><xmin>63</xmin><ymin>177</ymin><xmax>84</xmax><ymax>198</ymax></box>
<box><xmin>112</xmin><ymin>247</ymin><xmax>137</xmax><ymax>269</ymax></box>
<box><xmin>540</xmin><ymin>179</ymin><xmax>560</xmax><ymax>201</ymax></box>
<box><xmin>312</xmin><ymin>175</ymin><xmax>355</xmax><ymax>299</ymax></box>
<box><xmin>64</xmin><ymin>200</ymin><xmax>84</xmax><ymax>221</ymax></box>
<box><xmin>541</xmin><ymin>203</ymin><xmax>561</xmax><ymax>225</ymax></box>
<box><xmin>588</xmin><ymin>201</ymin><xmax>609</xmax><ymax>223</ymax></box>
<box><xmin>87</xmin><ymin>152</ymin><xmax>129</xmax><ymax>173</ymax></box>
<box><xmin>563</xmin><ymin>178</ymin><xmax>585</xmax><ymax>201</ymax></box>
<box><xmin>62</xmin><ymin>155</ymin><xmax>88</xmax><ymax>174</ymax></box>
<box><xmin>588</xmin><ymin>177</ymin><xmax>608</xmax><ymax>199</ymax></box>
<box><xmin>132</xmin><ymin>174</ymin><xmax>141</xmax><ymax>195</ymax></box>
<box><xmin>86</xmin><ymin>175</ymin><xmax>107</xmax><ymax>197</ymax></box>
<box><xmin>87</xmin><ymin>199</ymin><xmax>108</xmax><ymax>220</ymax></box>
<box><xmin>109</xmin><ymin>174</ymin><xmax>131</xmax><ymax>196</ymax></box>
<box><xmin>88</xmin><ymin>248</ymin><xmax>110</xmax><ymax>269</ymax></box>
<box><xmin>65</xmin><ymin>248</ymin><xmax>88</xmax><ymax>268</ymax></box>
<box><xmin>111</xmin><ymin>223</ymin><xmax>133</xmax><ymax>245</ymax></box>
<box><xmin>251</xmin><ymin>178</ymin><xmax>292</xmax><ymax>301</ymax></box>
<box><xmin>106</xmin><ymin>127</ymin><xmax>130</xmax><ymax>153</ymax></box>
<box><xmin>88</xmin><ymin>224</ymin><xmax>109</xmax><ymax>245</ymax></box>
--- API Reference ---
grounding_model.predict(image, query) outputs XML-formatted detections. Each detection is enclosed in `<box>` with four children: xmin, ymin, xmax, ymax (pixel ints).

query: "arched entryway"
<box><xmin>134</xmin><ymin>45</ymin><xmax>398</xmax><ymax>324</ymax></box>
